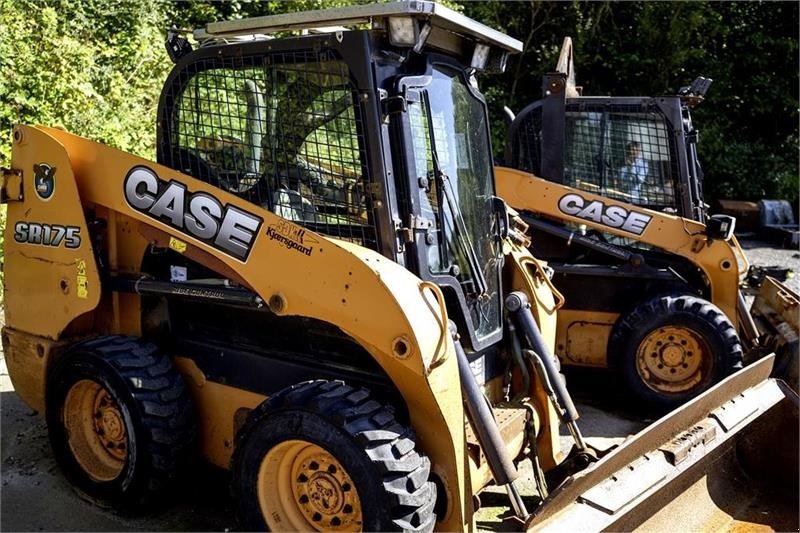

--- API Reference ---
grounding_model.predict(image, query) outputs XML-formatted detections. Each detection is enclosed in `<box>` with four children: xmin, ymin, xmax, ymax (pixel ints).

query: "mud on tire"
<box><xmin>232</xmin><ymin>380</ymin><xmax>437</xmax><ymax>532</ymax></box>
<box><xmin>45</xmin><ymin>335</ymin><xmax>196</xmax><ymax>507</ymax></box>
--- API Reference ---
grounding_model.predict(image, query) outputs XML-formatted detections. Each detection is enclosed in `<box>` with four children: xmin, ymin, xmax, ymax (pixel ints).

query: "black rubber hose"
<box><xmin>451</xmin><ymin>322</ymin><xmax>518</xmax><ymax>486</ymax></box>
<box><xmin>505</xmin><ymin>291</ymin><xmax>580</xmax><ymax>423</ymax></box>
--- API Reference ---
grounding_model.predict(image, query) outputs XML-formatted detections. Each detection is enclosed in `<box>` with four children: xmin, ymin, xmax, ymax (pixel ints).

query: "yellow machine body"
<box><xmin>495</xmin><ymin>166</ymin><xmax>749</xmax><ymax>368</ymax></box>
<box><xmin>2</xmin><ymin>125</ymin><xmax>562</xmax><ymax>530</ymax></box>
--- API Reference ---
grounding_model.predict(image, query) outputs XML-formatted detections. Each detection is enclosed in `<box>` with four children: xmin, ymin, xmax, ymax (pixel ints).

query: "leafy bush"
<box><xmin>0</xmin><ymin>0</ymin><xmax>170</xmax><ymax>164</ymax></box>
<box><xmin>0</xmin><ymin>0</ymin><xmax>795</xmax><ymax>207</ymax></box>
<box><xmin>0</xmin><ymin>204</ymin><xmax>5</xmax><ymax>301</ymax></box>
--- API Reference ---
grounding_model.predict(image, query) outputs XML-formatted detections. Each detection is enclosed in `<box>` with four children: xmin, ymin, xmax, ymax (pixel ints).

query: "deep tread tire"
<box><xmin>609</xmin><ymin>294</ymin><xmax>743</xmax><ymax>409</ymax></box>
<box><xmin>45</xmin><ymin>335</ymin><xmax>195</xmax><ymax>507</ymax></box>
<box><xmin>232</xmin><ymin>380</ymin><xmax>436</xmax><ymax>532</ymax></box>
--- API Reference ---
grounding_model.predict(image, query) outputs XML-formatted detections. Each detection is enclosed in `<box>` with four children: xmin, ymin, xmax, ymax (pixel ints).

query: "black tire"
<box><xmin>232</xmin><ymin>380</ymin><xmax>436</xmax><ymax>532</ymax></box>
<box><xmin>45</xmin><ymin>336</ymin><xmax>195</xmax><ymax>507</ymax></box>
<box><xmin>609</xmin><ymin>294</ymin><xmax>743</xmax><ymax>409</ymax></box>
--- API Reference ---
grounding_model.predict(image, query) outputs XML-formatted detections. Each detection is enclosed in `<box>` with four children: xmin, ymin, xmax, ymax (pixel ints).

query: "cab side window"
<box><xmin>167</xmin><ymin>53</ymin><xmax>377</xmax><ymax>248</ymax></box>
<box><xmin>565</xmin><ymin>110</ymin><xmax>677</xmax><ymax>211</ymax></box>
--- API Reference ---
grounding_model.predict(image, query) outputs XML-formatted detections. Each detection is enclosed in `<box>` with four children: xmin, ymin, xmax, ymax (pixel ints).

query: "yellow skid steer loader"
<box><xmin>2</xmin><ymin>6</ymin><xmax>797</xmax><ymax>531</ymax></box>
<box><xmin>498</xmin><ymin>37</ymin><xmax>799</xmax><ymax>408</ymax></box>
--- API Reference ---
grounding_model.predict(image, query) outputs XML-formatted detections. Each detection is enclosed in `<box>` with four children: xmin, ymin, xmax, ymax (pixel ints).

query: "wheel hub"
<box><xmin>306</xmin><ymin>471</ymin><xmax>344</xmax><ymax>514</ymax></box>
<box><xmin>293</xmin><ymin>448</ymin><xmax>358</xmax><ymax>529</ymax></box>
<box><xmin>93</xmin><ymin>389</ymin><xmax>127</xmax><ymax>461</ymax></box>
<box><xmin>259</xmin><ymin>440</ymin><xmax>362</xmax><ymax>532</ymax></box>
<box><xmin>636</xmin><ymin>326</ymin><xmax>711</xmax><ymax>394</ymax></box>
<box><xmin>661</xmin><ymin>345</ymin><xmax>684</xmax><ymax>367</ymax></box>
<box><xmin>63</xmin><ymin>379</ymin><xmax>127</xmax><ymax>481</ymax></box>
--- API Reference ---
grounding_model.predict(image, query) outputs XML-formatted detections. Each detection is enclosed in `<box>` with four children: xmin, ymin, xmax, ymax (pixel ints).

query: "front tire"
<box><xmin>232</xmin><ymin>380</ymin><xmax>436</xmax><ymax>532</ymax></box>
<box><xmin>609</xmin><ymin>295</ymin><xmax>743</xmax><ymax>409</ymax></box>
<box><xmin>45</xmin><ymin>336</ymin><xmax>195</xmax><ymax>507</ymax></box>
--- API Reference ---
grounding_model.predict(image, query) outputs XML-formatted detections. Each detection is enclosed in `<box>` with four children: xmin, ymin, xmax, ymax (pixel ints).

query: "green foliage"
<box><xmin>0</xmin><ymin>204</ymin><xmax>5</xmax><ymax>301</ymax></box>
<box><xmin>462</xmin><ymin>1</ymin><xmax>799</xmax><ymax>205</ymax></box>
<box><xmin>0</xmin><ymin>0</ymin><xmax>171</xmax><ymax>163</ymax></box>
<box><xmin>0</xmin><ymin>0</ymin><xmax>796</xmax><ymax>201</ymax></box>
<box><xmin>0</xmin><ymin>0</ymin><xmax>794</xmax><ymax>301</ymax></box>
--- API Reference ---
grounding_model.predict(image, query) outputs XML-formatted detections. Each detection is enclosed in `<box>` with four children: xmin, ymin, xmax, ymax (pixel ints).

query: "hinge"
<box><xmin>380</xmin><ymin>86</ymin><xmax>413</xmax><ymax>121</ymax></box>
<box><xmin>381</xmin><ymin>95</ymin><xmax>407</xmax><ymax>118</ymax></box>
<box><xmin>1</xmin><ymin>168</ymin><xmax>23</xmax><ymax>203</ymax></box>
<box><xmin>398</xmin><ymin>215</ymin><xmax>435</xmax><ymax>243</ymax></box>
<box><xmin>509</xmin><ymin>214</ymin><xmax>532</xmax><ymax>247</ymax></box>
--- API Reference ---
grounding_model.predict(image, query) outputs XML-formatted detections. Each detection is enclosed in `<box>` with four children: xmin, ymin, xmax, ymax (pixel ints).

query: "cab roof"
<box><xmin>193</xmin><ymin>1</ymin><xmax>523</xmax><ymax>58</ymax></box>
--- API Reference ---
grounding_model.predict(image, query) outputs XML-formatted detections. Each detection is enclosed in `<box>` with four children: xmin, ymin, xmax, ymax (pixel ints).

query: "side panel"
<box><xmin>0</xmin><ymin>329</ymin><xmax>67</xmax><ymax>412</ymax></box>
<box><xmin>4</xmin><ymin>128</ymin><xmax>101</xmax><ymax>338</ymax></box>
<box><xmin>173</xmin><ymin>356</ymin><xmax>266</xmax><ymax>468</ymax></box>
<box><xmin>557</xmin><ymin>310</ymin><xmax>617</xmax><ymax>367</ymax></box>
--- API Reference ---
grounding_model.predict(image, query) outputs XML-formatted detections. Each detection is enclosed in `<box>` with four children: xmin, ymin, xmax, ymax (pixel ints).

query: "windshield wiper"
<box><xmin>422</xmin><ymin>91</ymin><xmax>488</xmax><ymax>299</ymax></box>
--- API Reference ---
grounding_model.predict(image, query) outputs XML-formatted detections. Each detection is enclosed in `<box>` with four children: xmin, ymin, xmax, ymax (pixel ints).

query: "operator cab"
<box><xmin>506</xmin><ymin>43</ymin><xmax>711</xmax><ymax>224</ymax></box>
<box><xmin>156</xmin><ymin>3</ymin><xmax>522</xmax><ymax>354</ymax></box>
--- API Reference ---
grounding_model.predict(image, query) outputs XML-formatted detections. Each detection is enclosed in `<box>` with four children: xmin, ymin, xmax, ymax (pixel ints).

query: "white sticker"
<box><xmin>469</xmin><ymin>356</ymin><xmax>486</xmax><ymax>386</ymax></box>
<box><xmin>170</xmin><ymin>265</ymin><xmax>188</xmax><ymax>282</ymax></box>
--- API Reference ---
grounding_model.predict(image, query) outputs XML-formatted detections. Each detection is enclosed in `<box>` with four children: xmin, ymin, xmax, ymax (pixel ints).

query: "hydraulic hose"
<box><xmin>505</xmin><ymin>292</ymin><xmax>579</xmax><ymax>423</ymax></box>
<box><xmin>451</xmin><ymin>322</ymin><xmax>528</xmax><ymax>519</ymax></box>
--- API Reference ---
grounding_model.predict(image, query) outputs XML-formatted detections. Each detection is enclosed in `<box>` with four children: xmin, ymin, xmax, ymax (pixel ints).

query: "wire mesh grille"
<box><xmin>510</xmin><ymin>102</ymin><xmax>680</xmax><ymax>212</ymax></box>
<box><xmin>164</xmin><ymin>49</ymin><xmax>377</xmax><ymax>249</ymax></box>
<box><xmin>508</xmin><ymin>101</ymin><xmax>544</xmax><ymax>177</ymax></box>
<box><xmin>409</xmin><ymin>97</ymin><xmax>448</xmax><ymax>274</ymax></box>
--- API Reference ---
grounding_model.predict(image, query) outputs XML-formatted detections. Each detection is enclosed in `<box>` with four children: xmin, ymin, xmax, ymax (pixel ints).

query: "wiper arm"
<box><xmin>422</xmin><ymin>92</ymin><xmax>488</xmax><ymax>299</ymax></box>
<box><xmin>439</xmin><ymin>172</ymin><xmax>490</xmax><ymax>298</ymax></box>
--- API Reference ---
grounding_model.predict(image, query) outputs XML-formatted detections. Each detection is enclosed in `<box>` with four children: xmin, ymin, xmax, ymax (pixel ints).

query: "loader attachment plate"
<box><xmin>527</xmin><ymin>355</ymin><xmax>799</xmax><ymax>531</ymax></box>
<box><xmin>751</xmin><ymin>276</ymin><xmax>799</xmax><ymax>387</ymax></box>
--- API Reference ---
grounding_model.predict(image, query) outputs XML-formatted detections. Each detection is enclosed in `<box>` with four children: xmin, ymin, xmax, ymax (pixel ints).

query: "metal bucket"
<box><xmin>527</xmin><ymin>355</ymin><xmax>799</xmax><ymax>531</ymax></box>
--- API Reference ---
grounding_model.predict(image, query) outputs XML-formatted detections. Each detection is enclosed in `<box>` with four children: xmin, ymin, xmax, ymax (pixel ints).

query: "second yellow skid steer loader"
<box><xmin>498</xmin><ymin>37</ymin><xmax>799</xmax><ymax>408</ymax></box>
<box><xmin>2</xmin><ymin>5</ymin><xmax>797</xmax><ymax>532</ymax></box>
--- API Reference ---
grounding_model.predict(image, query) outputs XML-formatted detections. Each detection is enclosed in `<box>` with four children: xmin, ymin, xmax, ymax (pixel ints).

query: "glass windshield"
<box><xmin>408</xmin><ymin>66</ymin><xmax>501</xmax><ymax>342</ymax></box>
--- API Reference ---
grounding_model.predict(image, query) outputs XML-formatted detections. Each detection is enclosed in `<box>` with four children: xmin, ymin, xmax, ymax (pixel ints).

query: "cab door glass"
<box><xmin>405</xmin><ymin>66</ymin><xmax>501</xmax><ymax>343</ymax></box>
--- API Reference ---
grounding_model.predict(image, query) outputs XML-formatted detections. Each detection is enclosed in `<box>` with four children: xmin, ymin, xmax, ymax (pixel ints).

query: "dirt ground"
<box><xmin>1</xmin><ymin>239</ymin><xmax>797</xmax><ymax>531</ymax></box>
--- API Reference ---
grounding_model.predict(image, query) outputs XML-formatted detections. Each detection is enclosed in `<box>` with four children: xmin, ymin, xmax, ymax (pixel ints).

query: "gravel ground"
<box><xmin>739</xmin><ymin>238</ymin><xmax>800</xmax><ymax>294</ymax></box>
<box><xmin>1</xmin><ymin>238</ymin><xmax>797</xmax><ymax>531</ymax></box>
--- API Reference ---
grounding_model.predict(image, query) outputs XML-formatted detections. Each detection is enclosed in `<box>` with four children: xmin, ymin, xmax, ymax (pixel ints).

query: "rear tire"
<box><xmin>45</xmin><ymin>336</ymin><xmax>195</xmax><ymax>507</ymax></box>
<box><xmin>232</xmin><ymin>380</ymin><xmax>436</xmax><ymax>532</ymax></box>
<box><xmin>609</xmin><ymin>295</ymin><xmax>743</xmax><ymax>409</ymax></box>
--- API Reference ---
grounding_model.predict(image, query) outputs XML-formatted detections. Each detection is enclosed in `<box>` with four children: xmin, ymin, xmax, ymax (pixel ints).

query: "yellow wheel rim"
<box><xmin>636</xmin><ymin>325</ymin><xmax>713</xmax><ymax>394</ymax></box>
<box><xmin>257</xmin><ymin>439</ymin><xmax>363</xmax><ymax>532</ymax></box>
<box><xmin>63</xmin><ymin>379</ymin><xmax>127</xmax><ymax>481</ymax></box>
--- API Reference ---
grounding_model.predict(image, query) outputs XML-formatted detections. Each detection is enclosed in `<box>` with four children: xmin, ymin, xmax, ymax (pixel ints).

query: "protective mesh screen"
<box><xmin>508</xmin><ymin>101</ymin><xmax>543</xmax><ymax>177</ymax></box>
<box><xmin>164</xmin><ymin>50</ymin><xmax>377</xmax><ymax>249</ymax></box>
<box><xmin>510</xmin><ymin>101</ymin><xmax>680</xmax><ymax>212</ymax></box>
